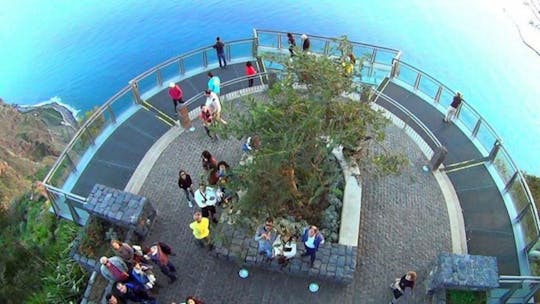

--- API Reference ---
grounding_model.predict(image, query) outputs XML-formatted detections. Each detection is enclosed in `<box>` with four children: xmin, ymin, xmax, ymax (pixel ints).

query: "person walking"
<box><xmin>99</xmin><ymin>256</ymin><xmax>130</xmax><ymax>283</ymax></box>
<box><xmin>168</xmin><ymin>82</ymin><xmax>183</xmax><ymax>114</ymax></box>
<box><xmin>300</xmin><ymin>225</ymin><xmax>324</xmax><ymax>267</ymax></box>
<box><xmin>254</xmin><ymin>217</ymin><xmax>278</xmax><ymax>259</ymax></box>
<box><xmin>443</xmin><ymin>91</ymin><xmax>463</xmax><ymax>123</ymax></box>
<box><xmin>389</xmin><ymin>271</ymin><xmax>417</xmax><ymax>304</ymax></box>
<box><xmin>301</xmin><ymin>34</ymin><xmax>311</xmax><ymax>52</ymax></box>
<box><xmin>213</xmin><ymin>37</ymin><xmax>227</xmax><ymax>68</ymax></box>
<box><xmin>194</xmin><ymin>182</ymin><xmax>219</xmax><ymax>223</ymax></box>
<box><xmin>199</xmin><ymin>105</ymin><xmax>217</xmax><ymax>140</ymax></box>
<box><xmin>178</xmin><ymin>169</ymin><xmax>195</xmax><ymax>208</ymax></box>
<box><xmin>207</xmin><ymin>72</ymin><xmax>221</xmax><ymax>95</ymax></box>
<box><xmin>287</xmin><ymin>32</ymin><xmax>296</xmax><ymax>57</ymax></box>
<box><xmin>189</xmin><ymin>211</ymin><xmax>213</xmax><ymax>250</ymax></box>
<box><xmin>245</xmin><ymin>61</ymin><xmax>257</xmax><ymax>87</ymax></box>
<box><xmin>144</xmin><ymin>242</ymin><xmax>177</xmax><ymax>284</ymax></box>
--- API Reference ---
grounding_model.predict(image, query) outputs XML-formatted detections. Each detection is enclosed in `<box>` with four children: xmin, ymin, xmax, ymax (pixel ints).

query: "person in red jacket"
<box><xmin>168</xmin><ymin>82</ymin><xmax>183</xmax><ymax>114</ymax></box>
<box><xmin>245</xmin><ymin>61</ymin><xmax>257</xmax><ymax>87</ymax></box>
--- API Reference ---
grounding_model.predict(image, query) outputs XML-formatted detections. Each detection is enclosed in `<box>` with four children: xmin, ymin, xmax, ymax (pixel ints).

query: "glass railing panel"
<box><xmin>395</xmin><ymin>64</ymin><xmax>418</xmax><ymax>88</ymax></box>
<box><xmin>456</xmin><ymin>104</ymin><xmax>478</xmax><ymax>134</ymax></box>
<box><xmin>205</xmin><ymin>49</ymin><xmax>218</xmax><ymax>67</ymax></box>
<box><xmin>257</xmin><ymin>32</ymin><xmax>279</xmax><ymax>48</ymax></box>
<box><xmin>521</xmin><ymin>210</ymin><xmax>540</xmax><ymax>253</ymax></box>
<box><xmin>183</xmin><ymin>52</ymin><xmax>204</xmax><ymax>74</ymax></box>
<box><xmin>308</xmin><ymin>37</ymin><xmax>327</xmax><ymax>54</ymax></box>
<box><xmin>229</xmin><ymin>42</ymin><xmax>253</xmax><ymax>60</ymax></box>
<box><xmin>263</xmin><ymin>59</ymin><xmax>284</xmax><ymax>71</ymax></box>
<box><xmin>374</xmin><ymin>49</ymin><xmax>397</xmax><ymax>66</ymax></box>
<box><xmin>417</xmin><ymin>75</ymin><xmax>439</xmax><ymax>100</ymax></box>
<box><xmin>510</xmin><ymin>179</ymin><xmax>533</xmax><ymax>217</ymax></box>
<box><xmin>476</xmin><ymin>122</ymin><xmax>498</xmax><ymax>153</ymax></box>
<box><xmin>439</xmin><ymin>89</ymin><xmax>454</xmax><ymax>108</ymax></box>
<box><xmin>110</xmin><ymin>91</ymin><xmax>136</xmax><ymax>117</ymax></box>
<box><xmin>48</xmin><ymin>156</ymin><xmax>74</xmax><ymax>188</ymax></box>
<box><xmin>493</xmin><ymin>149</ymin><xmax>517</xmax><ymax>186</ymax></box>
<box><xmin>159</xmin><ymin>60</ymin><xmax>182</xmax><ymax>84</ymax></box>
<box><xmin>137</xmin><ymin>72</ymin><xmax>159</xmax><ymax>96</ymax></box>
<box><xmin>353</xmin><ymin>45</ymin><xmax>375</xmax><ymax>63</ymax></box>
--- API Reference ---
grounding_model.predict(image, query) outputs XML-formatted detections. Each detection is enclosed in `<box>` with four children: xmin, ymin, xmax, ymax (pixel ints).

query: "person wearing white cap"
<box><xmin>443</xmin><ymin>91</ymin><xmax>463</xmax><ymax>123</ymax></box>
<box><xmin>301</xmin><ymin>34</ymin><xmax>310</xmax><ymax>52</ymax></box>
<box><xmin>168</xmin><ymin>82</ymin><xmax>183</xmax><ymax>115</ymax></box>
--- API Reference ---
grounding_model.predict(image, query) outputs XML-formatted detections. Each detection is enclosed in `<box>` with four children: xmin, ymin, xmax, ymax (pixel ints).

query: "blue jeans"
<box><xmin>217</xmin><ymin>52</ymin><xmax>227</xmax><ymax>67</ymax></box>
<box><xmin>258</xmin><ymin>241</ymin><xmax>272</xmax><ymax>258</ymax></box>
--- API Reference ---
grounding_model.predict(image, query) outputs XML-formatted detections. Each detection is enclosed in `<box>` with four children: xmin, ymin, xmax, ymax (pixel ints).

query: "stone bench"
<box><xmin>211</xmin><ymin>226</ymin><xmax>357</xmax><ymax>284</ymax></box>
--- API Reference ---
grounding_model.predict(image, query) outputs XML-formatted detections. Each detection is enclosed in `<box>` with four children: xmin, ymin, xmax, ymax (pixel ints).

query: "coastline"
<box><xmin>15</xmin><ymin>99</ymin><xmax>79</xmax><ymax>129</ymax></box>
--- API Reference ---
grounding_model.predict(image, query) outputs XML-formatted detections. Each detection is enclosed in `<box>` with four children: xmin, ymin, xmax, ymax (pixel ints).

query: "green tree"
<box><xmin>215</xmin><ymin>38</ymin><xmax>405</xmax><ymax>226</ymax></box>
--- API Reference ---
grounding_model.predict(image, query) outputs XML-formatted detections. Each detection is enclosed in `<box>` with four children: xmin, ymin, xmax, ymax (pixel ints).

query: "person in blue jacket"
<box><xmin>300</xmin><ymin>225</ymin><xmax>324</xmax><ymax>267</ymax></box>
<box><xmin>207</xmin><ymin>72</ymin><xmax>221</xmax><ymax>96</ymax></box>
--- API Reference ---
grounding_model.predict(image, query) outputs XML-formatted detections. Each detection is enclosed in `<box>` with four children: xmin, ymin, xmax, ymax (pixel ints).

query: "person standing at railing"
<box><xmin>213</xmin><ymin>37</ymin><xmax>227</xmax><ymax>68</ymax></box>
<box><xmin>443</xmin><ymin>91</ymin><xmax>463</xmax><ymax>123</ymax></box>
<box><xmin>207</xmin><ymin>72</ymin><xmax>221</xmax><ymax>96</ymax></box>
<box><xmin>287</xmin><ymin>33</ymin><xmax>296</xmax><ymax>57</ymax></box>
<box><xmin>301</xmin><ymin>34</ymin><xmax>310</xmax><ymax>52</ymax></box>
<box><xmin>245</xmin><ymin>61</ymin><xmax>257</xmax><ymax>87</ymax></box>
<box><xmin>168</xmin><ymin>82</ymin><xmax>184</xmax><ymax>115</ymax></box>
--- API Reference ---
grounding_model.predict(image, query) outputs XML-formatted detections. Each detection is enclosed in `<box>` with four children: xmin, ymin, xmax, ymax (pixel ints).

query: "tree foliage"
<box><xmin>215</xmin><ymin>37</ymin><xmax>406</xmax><ymax>226</ymax></box>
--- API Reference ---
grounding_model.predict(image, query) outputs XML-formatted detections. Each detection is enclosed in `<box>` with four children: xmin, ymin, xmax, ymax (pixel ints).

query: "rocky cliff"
<box><xmin>0</xmin><ymin>99</ymin><xmax>75</xmax><ymax>205</ymax></box>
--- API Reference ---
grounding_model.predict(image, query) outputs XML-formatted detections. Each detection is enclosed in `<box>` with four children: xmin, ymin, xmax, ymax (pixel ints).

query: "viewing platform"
<box><xmin>41</xmin><ymin>30</ymin><xmax>539</xmax><ymax>303</ymax></box>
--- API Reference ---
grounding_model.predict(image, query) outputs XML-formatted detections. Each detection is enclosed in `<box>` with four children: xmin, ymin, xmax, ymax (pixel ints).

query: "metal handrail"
<box><xmin>256</xmin><ymin>29</ymin><xmax>401</xmax><ymax>54</ymax></box>
<box><xmin>372</xmin><ymin>88</ymin><xmax>442</xmax><ymax>150</ymax></box>
<box><xmin>130</xmin><ymin>38</ymin><xmax>256</xmax><ymax>82</ymax></box>
<box><xmin>391</xmin><ymin>58</ymin><xmax>540</xmax><ymax>259</ymax></box>
<box><xmin>42</xmin><ymin>85</ymin><xmax>131</xmax><ymax>185</ymax></box>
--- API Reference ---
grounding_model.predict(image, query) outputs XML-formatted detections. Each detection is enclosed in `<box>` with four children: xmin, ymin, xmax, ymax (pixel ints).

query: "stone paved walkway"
<box><xmin>137</xmin><ymin>94</ymin><xmax>452</xmax><ymax>304</ymax></box>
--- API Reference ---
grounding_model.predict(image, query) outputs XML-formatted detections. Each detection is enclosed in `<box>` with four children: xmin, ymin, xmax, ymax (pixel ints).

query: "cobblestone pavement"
<box><xmin>137</xmin><ymin>95</ymin><xmax>452</xmax><ymax>304</ymax></box>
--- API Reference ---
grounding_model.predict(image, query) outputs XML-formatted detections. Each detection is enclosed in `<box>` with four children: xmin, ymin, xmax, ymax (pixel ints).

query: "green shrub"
<box><xmin>447</xmin><ymin>290</ymin><xmax>486</xmax><ymax>304</ymax></box>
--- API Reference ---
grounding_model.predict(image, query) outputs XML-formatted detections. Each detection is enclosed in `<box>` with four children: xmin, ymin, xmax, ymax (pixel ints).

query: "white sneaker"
<box><xmin>188</xmin><ymin>201</ymin><xmax>193</xmax><ymax>208</ymax></box>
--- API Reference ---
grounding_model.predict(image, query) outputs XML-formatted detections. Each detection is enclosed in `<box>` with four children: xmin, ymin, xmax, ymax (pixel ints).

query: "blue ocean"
<box><xmin>0</xmin><ymin>0</ymin><xmax>538</xmax><ymax>174</ymax></box>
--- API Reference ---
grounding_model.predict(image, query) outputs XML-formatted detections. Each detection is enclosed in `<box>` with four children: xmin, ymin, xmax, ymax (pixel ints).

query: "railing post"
<box><xmin>226</xmin><ymin>44</ymin><xmax>232</xmax><ymax>63</ymax></box>
<box><xmin>497</xmin><ymin>283</ymin><xmax>521</xmax><ymax>303</ymax></box>
<box><xmin>203</xmin><ymin>51</ymin><xmax>208</xmax><ymax>68</ymax></box>
<box><xmin>504</xmin><ymin>171</ymin><xmax>519</xmax><ymax>193</ymax></box>
<box><xmin>156</xmin><ymin>69</ymin><xmax>163</xmax><ymax>87</ymax></box>
<box><xmin>414</xmin><ymin>74</ymin><xmax>421</xmax><ymax>90</ymax></box>
<box><xmin>129</xmin><ymin>81</ymin><xmax>142</xmax><ymax>105</ymax></box>
<box><xmin>277</xmin><ymin>33</ymin><xmax>282</xmax><ymax>49</ymax></box>
<box><xmin>323</xmin><ymin>40</ymin><xmax>330</xmax><ymax>55</ymax></box>
<box><xmin>66</xmin><ymin>195</ymin><xmax>81</xmax><ymax>225</ymax></box>
<box><xmin>488</xmin><ymin>140</ymin><xmax>501</xmax><ymax>162</ymax></box>
<box><xmin>252</xmin><ymin>37</ymin><xmax>258</xmax><ymax>58</ymax></box>
<box><xmin>516</xmin><ymin>203</ymin><xmax>531</xmax><ymax>222</ymax></box>
<box><xmin>390</xmin><ymin>58</ymin><xmax>400</xmax><ymax>78</ymax></box>
<box><xmin>107</xmin><ymin>105</ymin><xmax>116</xmax><ymax>124</ymax></box>
<box><xmin>370</xmin><ymin>49</ymin><xmax>377</xmax><ymax>64</ymax></box>
<box><xmin>66</xmin><ymin>153</ymin><xmax>77</xmax><ymax>173</ymax></box>
<box><xmin>472</xmin><ymin>118</ymin><xmax>482</xmax><ymax>138</ymax></box>
<box><xmin>434</xmin><ymin>86</ymin><xmax>443</xmax><ymax>103</ymax></box>
<box><xmin>179</xmin><ymin>59</ymin><xmax>185</xmax><ymax>75</ymax></box>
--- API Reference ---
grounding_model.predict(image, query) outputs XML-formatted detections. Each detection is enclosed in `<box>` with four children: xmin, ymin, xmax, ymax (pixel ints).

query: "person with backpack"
<box><xmin>144</xmin><ymin>242</ymin><xmax>177</xmax><ymax>284</ymax></box>
<box><xmin>389</xmin><ymin>271</ymin><xmax>417</xmax><ymax>304</ymax></box>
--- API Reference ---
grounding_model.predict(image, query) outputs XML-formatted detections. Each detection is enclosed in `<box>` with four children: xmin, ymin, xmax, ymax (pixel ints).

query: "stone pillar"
<box><xmin>178</xmin><ymin>105</ymin><xmax>193</xmax><ymax>131</ymax></box>
<box><xmin>426</xmin><ymin>253</ymin><xmax>499</xmax><ymax>296</ymax></box>
<box><xmin>429</xmin><ymin>146</ymin><xmax>447</xmax><ymax>171</ymax></box>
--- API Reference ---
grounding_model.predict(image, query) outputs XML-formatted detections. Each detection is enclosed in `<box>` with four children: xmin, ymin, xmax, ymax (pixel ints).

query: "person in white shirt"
<box><xmin>204</xmin><ymin>89</ymin><xmax>227</xmax><ymax>125</ymax></box>
<box><xmin>194</xmin><ymin>182</ymin><xmax>218</xmax><ymax>223</ymax></box>
<box><xmin>272</xmin><ymin>233</ymin><xmax>297</xmax><ymax>263</ymax></box>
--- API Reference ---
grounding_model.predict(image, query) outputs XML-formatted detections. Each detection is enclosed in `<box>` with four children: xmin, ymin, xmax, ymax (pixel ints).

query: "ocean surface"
<box><xmin>0</xmin><ymin>0</ymin><xmax>538</xmax><ymax>174</ymax></box>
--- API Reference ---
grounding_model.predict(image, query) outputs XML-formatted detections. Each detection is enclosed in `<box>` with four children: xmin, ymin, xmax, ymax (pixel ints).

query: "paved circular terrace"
<box><xmin>135</xmin><ymin>93</ymin><xmax>452</xmax><ymax>303</ymax></box>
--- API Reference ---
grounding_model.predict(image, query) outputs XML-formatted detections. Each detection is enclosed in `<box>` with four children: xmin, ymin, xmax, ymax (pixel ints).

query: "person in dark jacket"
<box><xmin>213</xmin><ymin>36</ymin><xmax>227</xmax><ymax>68</ymax></box>
<box><xmin>300</xmin><ymin>225</ymin><xmax>324</xmax><ymax>267</ymax></box>
<box><xmin>178</xmin><ymin>170</ymin><xmax>195</xmax><ymax>208</ymax></box>
<box><xmin>301</xmin><ymin>34</ymin><xmax>310</xmax><ymax>52</ymax></box>
<box><xmin>105</xmin><ymin>293</ymin><xmax>126</xmax><ymax>304</ymax></box>
<box><xmin>113</xmin><ymin>281</ymin><xmax>156</xmax><ymax>303</ymax></box>
<box><xmin>287</xmin><ymin>32</ymin><xmax>296</xmax><ymax>57</ymax></box>
<box><xmin>443</xmin><ymin>91</ymin><xmax>462</xmax><ymax>123</ymax></box>
<box><xmin>389</xmin><ymin>271</ymin><xmax>417</xmax><ymax>304</ymax></box>
<box><xmin>201</xmin><ymin>150</ymin><xmax>217</xmax><ymax>171</ymax></box>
